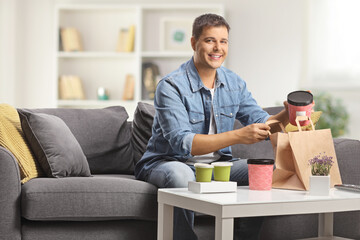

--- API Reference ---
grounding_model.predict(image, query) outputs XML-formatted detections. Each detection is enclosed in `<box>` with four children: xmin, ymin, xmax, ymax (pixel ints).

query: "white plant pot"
<box><xmin>309</xmin><ymin>175</ymin><xmax>330</xmax><ymax>196</ymax></box>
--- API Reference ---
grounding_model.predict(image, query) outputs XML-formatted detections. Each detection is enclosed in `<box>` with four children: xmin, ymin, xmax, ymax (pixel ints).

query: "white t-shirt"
<box><xmin>186</xmin><ymin>88</ymin><xmax>221</xmax><ymax>165</ymax></box>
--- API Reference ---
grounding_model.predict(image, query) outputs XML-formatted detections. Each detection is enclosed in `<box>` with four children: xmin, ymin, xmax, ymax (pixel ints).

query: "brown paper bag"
<box><xmin>269</xmin><ymin>117</ymin><xmax>342</xmax><ymax>191</ymax></box>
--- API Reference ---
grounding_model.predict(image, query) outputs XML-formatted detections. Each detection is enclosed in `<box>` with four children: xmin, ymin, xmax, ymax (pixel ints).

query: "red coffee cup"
<box><xmin>287</xmin><ymin>91</ymin><xmax>313</xmax><ymax>126</ymax></box>
<box><xmin>247</xmin><ymin>159</ymin><xmax>274</xmax><ymax>191</ymax></box>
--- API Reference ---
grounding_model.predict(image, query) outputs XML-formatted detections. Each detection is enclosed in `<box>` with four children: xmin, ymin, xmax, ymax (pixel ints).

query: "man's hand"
<box><xmin>234</xmin><ymin>123</ymin><xmax>271</xmax><ymax>144</ymax></box>
<box><xmin>267</xmin><ymin>101</ymin><xmax>290</xmax><ymax>133</ymax></box>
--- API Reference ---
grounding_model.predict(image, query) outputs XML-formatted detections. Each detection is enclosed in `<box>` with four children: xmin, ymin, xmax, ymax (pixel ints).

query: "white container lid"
<box><xmin>211</xmin><ymin>162</ymin><xmax>233</xmax><ymax>167</ymax></box>
<box><xmin>194</xmin><ymin>163</ymin><xmax>214</xmax><ymax>168</ymax></box>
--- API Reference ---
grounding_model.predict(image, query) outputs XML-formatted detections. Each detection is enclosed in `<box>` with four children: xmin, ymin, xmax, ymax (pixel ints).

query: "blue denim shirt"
<box><xmin>134</xmin><ymin>58</ymin><xmax>270</xmax><ymax>180</ymax></box>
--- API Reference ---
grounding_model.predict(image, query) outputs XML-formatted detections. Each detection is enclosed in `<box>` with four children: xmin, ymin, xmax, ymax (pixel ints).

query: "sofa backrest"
<box><xmin>20</xmin><ymin>106</ymin><xmax>134</xmax><ymax>174</ymax></box>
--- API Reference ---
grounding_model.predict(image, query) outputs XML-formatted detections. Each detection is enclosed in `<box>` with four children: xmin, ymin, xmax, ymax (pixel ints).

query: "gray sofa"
<box><xmin>0</xmin><ymin>103</ymin><xmax>359</xmax><ymax>240</ymax></box>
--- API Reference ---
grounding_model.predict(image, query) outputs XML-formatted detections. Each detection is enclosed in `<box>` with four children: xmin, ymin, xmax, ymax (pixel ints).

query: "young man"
<box><xmin>135</xmin><ymin>13</ymin><xmax>289</xmax><ymax>240</ymax></box>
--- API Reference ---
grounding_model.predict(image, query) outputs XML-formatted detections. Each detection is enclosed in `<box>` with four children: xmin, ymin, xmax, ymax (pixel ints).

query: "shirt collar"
<box><xmin>186</xmin><ymin>57</ymin><xmax>226</xmax><ymax>92</ymax></box>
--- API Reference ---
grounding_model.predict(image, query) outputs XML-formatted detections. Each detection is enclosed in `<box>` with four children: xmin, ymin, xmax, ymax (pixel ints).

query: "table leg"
<box><xmin>158</xmin><ymin>203</ymin><xmax>174</xmax><ymax>240</ymax></box>
<box><xmin>215</xmin><ymin>217</ymin><xmax>234</xmax><ymax>240</ymax></box>
<box><xmin>318</xmin><ymin>212</ymin><xmax>333</xmax><ymax>237</ymax></box>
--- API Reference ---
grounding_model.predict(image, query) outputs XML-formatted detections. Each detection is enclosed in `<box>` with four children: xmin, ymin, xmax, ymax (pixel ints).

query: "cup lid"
<box><xmin>194</xmin><ymin>163</ymin><xmax>214</xmax><ymax>168</ymax></box>
<box><xmin>211</xmin><ymin>162</ymin><xmax>233</xmax><ymax>167</ymax></box>
<box><xmin>287</xmin><ymin>91</ymin><xmax>313</xmax><ymax>106</ymax></box>
<box><xmin>247</xmin><ymin>159</ymin><xmax>274</xmax><ymax>165</ymax></box>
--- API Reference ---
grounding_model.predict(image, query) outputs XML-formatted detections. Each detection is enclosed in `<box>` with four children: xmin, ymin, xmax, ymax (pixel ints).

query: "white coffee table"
<box><xmin>157</xmin><ymin>186</ymin><xmax>360</xmax><ymax>240</ymax></box>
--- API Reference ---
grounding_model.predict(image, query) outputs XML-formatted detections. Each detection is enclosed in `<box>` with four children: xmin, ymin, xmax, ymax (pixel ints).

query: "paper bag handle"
<box><xmin>295</xmin><ymin>116</ymin><xmax>315</xmax><ymax>131</ymax></box>
<box><xmin>265</xmin><ymin>119</ymin><xmax>286</xmax><ymax>133</ymax></box>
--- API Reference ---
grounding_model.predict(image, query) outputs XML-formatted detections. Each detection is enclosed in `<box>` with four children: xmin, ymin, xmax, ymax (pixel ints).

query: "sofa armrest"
<box><xmin>333</xmin><ymin>138</ymin><xmax>360</xmax><ymax>185</ymax></box>
<box><xmin>0</xmin><ymin>146</ymin><xmax>21</xmax><ymax>240</ymax></box>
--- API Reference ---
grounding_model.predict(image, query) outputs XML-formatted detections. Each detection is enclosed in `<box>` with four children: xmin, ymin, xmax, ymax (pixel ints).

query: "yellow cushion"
<box><xmin>285</xmin><ymin>111</ymin><xmax>322</xmax><ymax>132</ymax></box>
<box><xmin>0</xmin><ymin>104</ymin><xmax>44</xmax><ymax>183</ymax></box>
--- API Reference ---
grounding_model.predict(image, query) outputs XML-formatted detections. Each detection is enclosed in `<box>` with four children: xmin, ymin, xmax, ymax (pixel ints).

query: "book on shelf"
<box><xmin>116</xmin><ymin>25</ymin><xmax>135</xmax><ymax>52</ymax></box>
<box><xmin>58</xmin><ymin>75</ymin><xmax>85</xmax><ymax>100</ymax></box>
<box><xmin>142</xmin><ymin>62</ymin><xmax>161</xmax><ymax>100</ymax></box>
<box><xmin>122</xmin><ymin>74</ymin><xmax>135</xmax><ymax>100</ymax></box>
<box><xmin>60</xmin><ymin>27</ymin><xmax>83</xmax><ymax>52</ymax></box>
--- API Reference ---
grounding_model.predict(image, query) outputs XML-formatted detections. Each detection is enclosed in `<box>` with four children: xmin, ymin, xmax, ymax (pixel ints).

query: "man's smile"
<box><xmin>208</xmin><ymin>54</ymin><xmax>222</xmax><ymax>60</ymax></box>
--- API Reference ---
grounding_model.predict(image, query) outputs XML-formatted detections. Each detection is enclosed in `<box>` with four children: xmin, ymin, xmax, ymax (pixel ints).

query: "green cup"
<box><xmin>211</xmin><ymin>162</ymin><xmax>233</xmax><ymax>181</ymax></box>
<box><xmin>194</xmin><ymin>163</ymin><xmax>213</xmax><ymax>182</ymax></box>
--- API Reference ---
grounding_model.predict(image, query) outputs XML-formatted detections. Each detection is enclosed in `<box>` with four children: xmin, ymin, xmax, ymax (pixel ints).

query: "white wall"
<box><xmin>224</xmin><ymin>0</ymin><xmax>305</xmax><ymax>107</ymax></box>
<box><xmin>16</xmin><ymin>0</ymin><xmax>56</xmax><ymax>108</ymax></box>
<box><xmin>0</xmin><ymin>0</ymin><xmax>17</xmax><ymax>105</ymax></box>
<box><xmin>1</xmin><ymin>0</ymin><xmax>359</xmax><ymax>139</ymax></box>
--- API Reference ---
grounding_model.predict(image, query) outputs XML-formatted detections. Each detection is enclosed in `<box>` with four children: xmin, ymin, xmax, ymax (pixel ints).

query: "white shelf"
<box><xmin>142</xmin><ymin>51</ymin><xmax>193</xmax><ymax>58</ymax></box>
<box><xmin>58</xmin><ymin>51</ymin><xmax>137</xmax><ymax>58</ymax></box>
<box><xmin>55</xmin><ymin>4</ymin><xmax>224</xmax><ymax>116</ymax></box>
<box><xmin>56</xmin><ymin>4</ymin><xmax>139</xmax><ymax>11</ymax></box>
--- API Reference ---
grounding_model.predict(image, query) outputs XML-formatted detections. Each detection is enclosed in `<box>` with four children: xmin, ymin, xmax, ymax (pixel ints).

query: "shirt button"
<box><xmin>230</xmin><ymin>113</ymin><xmax>233</xmax><ymax>116</ymax></box>
<box><xmin>215</xmin><ymin>114</ymin><xmax>218</xmax><ymax>117</ymax></box>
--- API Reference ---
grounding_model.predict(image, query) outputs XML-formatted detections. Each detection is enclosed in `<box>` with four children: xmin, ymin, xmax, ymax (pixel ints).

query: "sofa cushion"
<box><xmin>0</xmin><ymin>104</ymin><xmax>44</xmax><ymax>183</ymax></box>
<box><xmin>19</xmin><ymin>106</ymin><xmax>134</xmax><ymax>174</ymax></box>
<box><xmin>18</xmin><ymin>110</ymin><xmax>91</xmax><ymax>178</ymax></box>
<box><xmin>21</xmin><ymin>175</ymin><xmax>158</xmax><ymax>221</ymax></box>
<box><xmin>132</xmin><ymin>102</ymin><xmax>155</xmax><ymax>164</ymax></box>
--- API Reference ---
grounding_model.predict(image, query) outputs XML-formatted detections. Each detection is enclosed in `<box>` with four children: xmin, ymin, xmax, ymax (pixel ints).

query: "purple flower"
<box><xmin>308</xmin><ymin>152</ymin><xmax>334</xmax><ymax>176</ymax></box>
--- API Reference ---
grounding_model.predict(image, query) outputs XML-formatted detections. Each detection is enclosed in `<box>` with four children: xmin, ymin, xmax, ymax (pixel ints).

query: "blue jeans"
<box><xmin>147</xmin><ymin>159</ymin><xmax>264</xmax><ymax>240</ymax></box>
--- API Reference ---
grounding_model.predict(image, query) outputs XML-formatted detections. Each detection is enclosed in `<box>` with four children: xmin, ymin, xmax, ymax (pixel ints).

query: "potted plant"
<box><xmin>308</xmin><ymin>152</ymin><xmax>334</xmax><ymax>196</ymax></box>
<box><xmin>313</xmin><ymin>92</ymin><xmax>349</xmax><ymax>137</ymax></box>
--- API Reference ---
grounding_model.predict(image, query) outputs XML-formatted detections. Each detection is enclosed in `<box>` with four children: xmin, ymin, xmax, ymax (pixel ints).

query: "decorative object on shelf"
<box><xmin>60</xmin><ymin>27</ymin><xmax>83</xmax><ymax>52</ymax></box>
<box><xmin>142</xmin><ymin>62</ymin><xmax>160</xmax><ymax>100</ymax></box>
<box><xmin>122</xmin><ymin>74</ymin><xmax>135</xmax><ymax>100</ymax></box>
<box><xmin>97</xmin><ymin>87</ymin><xmax>109</xmax><ymax>100</ymax></box>
<box><xmin>308</xmin><ymin>152</ymin><xmax>334</xmax><ymax>196</ymax></box>
<box><xmin>160</xmin><ymin>18</ymin><xmax>192</xmax><ymax>52</ymax></box>
<box><xmin>116</xmin><ymin>25</ymin><xmax>135</xmax><ymax>52</ymax></box>
<box><xmin>58</xmin><ymin>75</ymin><xmax>85</xmax><ymax>100</ymax></box>
<box><xmin>313</xmin><ymin>92</ymin><xmax>349</xmax><ymax>137</ymax></box>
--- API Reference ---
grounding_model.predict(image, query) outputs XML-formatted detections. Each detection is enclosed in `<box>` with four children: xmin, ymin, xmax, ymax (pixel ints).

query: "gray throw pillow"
<box><xmin>18</xmin><ymin>110</ymin><xmax>91</xmax><ymax>178</ymax></box>
<box><xmin>132</xmin><ymin>102</ymin><xmax>155</xmax><ymax>164</ymax></box>
<box><xmin>18</xmin><ymin>106</ymin><xmax>133</xmax><ymax>174</ymax></box>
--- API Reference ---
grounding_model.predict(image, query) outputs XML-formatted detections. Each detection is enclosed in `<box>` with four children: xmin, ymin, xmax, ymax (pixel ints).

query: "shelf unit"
<box><xmin>55</xmin><ymin>4</ymin><xmax>224</xmax><ymax>116</ymax></box>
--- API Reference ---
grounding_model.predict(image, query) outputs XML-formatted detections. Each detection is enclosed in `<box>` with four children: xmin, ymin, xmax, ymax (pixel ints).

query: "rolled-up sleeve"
<box><xmin>154</xmin><ymin>78</ymin><xmax>195</xmax><ymax>158</ymax></box>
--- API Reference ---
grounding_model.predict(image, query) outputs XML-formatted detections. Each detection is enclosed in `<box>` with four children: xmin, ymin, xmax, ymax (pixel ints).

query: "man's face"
<box><xmin>191</xmin><ymin>26</ymin><xmax>228</xmax><ymax>71</ymax></box>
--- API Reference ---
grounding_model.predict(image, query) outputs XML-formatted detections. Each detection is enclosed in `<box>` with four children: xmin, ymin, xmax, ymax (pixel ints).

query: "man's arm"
<box><xmin>191</xmin><ymin>101</ymin><xmax>289</xmax><ymax>156</ymax></box>
<box><xmin>191</xmin><ymin>123</ymin><xmax>270</xmax><ymax>155</ymax></box>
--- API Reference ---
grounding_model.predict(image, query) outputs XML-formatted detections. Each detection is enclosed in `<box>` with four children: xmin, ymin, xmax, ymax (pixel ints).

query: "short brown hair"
<box><xmin>192</xmin><ymin>13</ymin><xmax>230</xmax><ymax>40</ymax></box>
